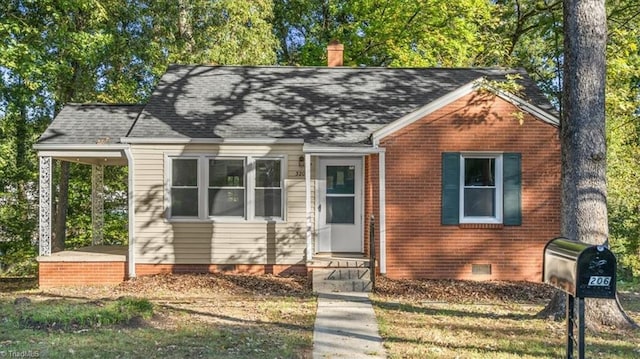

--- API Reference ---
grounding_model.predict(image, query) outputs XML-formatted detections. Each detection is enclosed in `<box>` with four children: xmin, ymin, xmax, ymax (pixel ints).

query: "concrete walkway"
<box><xmin>312</xmin><ymin>292</ymin><xmax>387</xmax><ymax>359</ymax></box>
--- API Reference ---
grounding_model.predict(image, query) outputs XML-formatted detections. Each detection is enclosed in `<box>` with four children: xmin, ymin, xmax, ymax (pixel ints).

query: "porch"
<box><xmin>34</xmin><ymin>148</ymin><xmax>135</xmax><ymax>287</ymax></box>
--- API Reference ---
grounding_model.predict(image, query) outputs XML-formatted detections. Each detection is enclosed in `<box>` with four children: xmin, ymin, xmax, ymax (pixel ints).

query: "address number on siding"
<box><xmin>588</xmin><ymin>276</ymin><xmax>612</xmax><ymax>286</ymax></box>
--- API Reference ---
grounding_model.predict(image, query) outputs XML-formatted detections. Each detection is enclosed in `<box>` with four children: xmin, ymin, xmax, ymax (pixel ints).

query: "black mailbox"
<box><xmin>543</xmin><ymin>237</ymin><xmax>617</xmax><ymax>299</ymax></box>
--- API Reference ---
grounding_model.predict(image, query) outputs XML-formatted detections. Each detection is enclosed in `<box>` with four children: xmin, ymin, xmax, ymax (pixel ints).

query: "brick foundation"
<box><xmin>135</xmin><ymin>263</ymin><xmax>307</xmax><ymax>277</ymax></box>
<box><xmin>38</xmin><ymin>262</ymin><xmax>308</xmax><ymax>287</ymax></box>
<box><xmin>38</xmin><ymin>261</ymin><xmax>127</xmax><ymax>288</ymax></box>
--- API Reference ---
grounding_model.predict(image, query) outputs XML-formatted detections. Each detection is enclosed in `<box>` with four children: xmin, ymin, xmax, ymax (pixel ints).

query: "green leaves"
<box><xmin>151</xmin><ymin>0</ymin><xmax>278</xmax><ymax>65</ymax></box>
<box><xmin>0</xmin><ymin>1</ymin><xmax>280</xmax><ymax>274</ymax></box>
<box><xmin>605</xmin><ymin>16</ymin><xmax>640</xmax><ymax>278</ymax></box>
<box><xmin>274</xmin><ymin>0</ymin><xmax>495</xmax><ymax>67</ymax></box>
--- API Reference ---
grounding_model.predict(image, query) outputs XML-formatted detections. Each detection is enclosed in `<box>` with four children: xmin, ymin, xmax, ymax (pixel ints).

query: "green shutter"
<box><xmin>503</xmin><ymin>153</ymin><xmax>522</xmax><ymax>226</ymax></box>
<box><xmin>441</xmin><ymin>152</ymin><xmax>460</xmax><ymax>225</ymax></box>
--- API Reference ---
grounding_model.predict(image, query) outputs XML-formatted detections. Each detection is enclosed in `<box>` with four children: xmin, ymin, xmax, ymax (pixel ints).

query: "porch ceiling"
<box><xmin>37</xmin><ymin>149</ymin><xmax>128</xmax><ymax>166</ymax></box>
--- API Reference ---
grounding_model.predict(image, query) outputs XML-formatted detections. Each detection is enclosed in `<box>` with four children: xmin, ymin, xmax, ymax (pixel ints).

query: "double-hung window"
<box><xmin>254</xmin><ymin>159</ymin><xmax>283</xmax><ymax>218</ymax></box>
<box><xmin>442</xmin><ymin>152</ymin><xmax>521</xmax><ymax>225</ymax></box>
<box><xmin>170</xmin><ymin>158</ymin><xmax>199</xmax><ymax>217</ymax></box>
<box><xmin>168</xmin><ymin>155</ymin><xmax>285</xmax><ymax>221</ymax></box>
<box><xmin>208</xmin><ymin>159</ymin><xmax>245</xmax><ymax>217</ymax></box>
<box><xmin>461</xmin><ymin>155</ymin><xmax>503</xmax><ymax>223</ymax></box>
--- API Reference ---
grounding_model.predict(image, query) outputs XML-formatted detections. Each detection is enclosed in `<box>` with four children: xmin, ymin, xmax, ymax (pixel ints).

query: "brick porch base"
<box><xmin>38</xmin><ymin>261</ymin><xmax>127</xmax><ymax>288</ymax></box>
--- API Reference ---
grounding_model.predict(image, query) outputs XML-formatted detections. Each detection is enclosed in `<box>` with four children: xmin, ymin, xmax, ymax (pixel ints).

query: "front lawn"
<box><xmin>373</xmin><ymin>278</ymin><xmax>640</xmax><ymax>359</ymax></box>
<box><xmin>3</xmin><ymin>274</ymin><xmax>639</xmax><ymax>358</ymax></box>
<box><xmin>0</xmin><ymin>274</ymin><xmax>316</xmax><ymax>359</ymax></box>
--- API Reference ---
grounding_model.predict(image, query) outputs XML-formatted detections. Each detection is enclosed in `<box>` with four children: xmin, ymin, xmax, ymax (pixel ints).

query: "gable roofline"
<box><xmin>371</xmin><ymin>79</ymin><xmax>559</xmax><ymax>145</ymax></box>
<box><xmin>488</xmin><ymin>85</ymin><xmax>559</xmax><ymax>127</ymax></box>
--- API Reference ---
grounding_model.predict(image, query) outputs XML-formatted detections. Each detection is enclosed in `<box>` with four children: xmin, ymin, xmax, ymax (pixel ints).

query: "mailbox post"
<box><xmin>543</xmin><ymin>237</ymin><xmax>617</xmax><ymax>359</ymax></box>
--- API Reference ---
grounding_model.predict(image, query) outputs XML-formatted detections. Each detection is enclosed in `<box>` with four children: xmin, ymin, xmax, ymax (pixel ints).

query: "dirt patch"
<box><xmin>0</xmin><ymin>277</ymin><xmax>38</xmax><ymax>292</ymax></box>
<box><xmin>25</xmin><ymin>273</ymin><xmax>312</xmax><ymax>301</ymax></box>
<box><xmin>375</xmin><ymin>277</ymin><xmax>558</xmax><ymax>303</ymax></box>
<box><xmin>116</xmin><ymin>273</ymin><xmax>313</xmax><ymax>298</ymax></box>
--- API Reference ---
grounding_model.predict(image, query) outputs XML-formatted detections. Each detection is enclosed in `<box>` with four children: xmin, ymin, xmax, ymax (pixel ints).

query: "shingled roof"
<box><xmin>37</xmin><ymin>104</ymin><xmax>144</xmax><ymax>145</ymax></box>
<box><xmin>37</xmin><ymin>65</ymin><xmax>556</xmax><ymax>146</ymax></box>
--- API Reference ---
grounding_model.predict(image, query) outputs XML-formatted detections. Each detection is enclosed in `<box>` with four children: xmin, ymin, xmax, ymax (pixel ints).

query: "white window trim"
<box><xmin>166</xmin><ymin>156</ymin><xmax>201</xmax><ymax>219</ymax></box>
<box><xmin>251</xmin><ymin>156</ymin><xmax>287</xmax><ymax>221</ymax></box>
<box><xmin>459</xmin><ymin>153</ymin><xmax>503</xmax><ymax>224</ymax></box>
<box><xmin>206</xmin><ymin>157</ymin><xmax>247</xmax><ymax>219</ymax></box>
<box><xmin>166</xmin><ymin>154</ymin><xmax>287</xmax><ymax>222</ymax></box>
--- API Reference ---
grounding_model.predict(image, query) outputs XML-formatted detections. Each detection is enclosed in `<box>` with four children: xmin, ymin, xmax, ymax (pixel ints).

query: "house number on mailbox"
<box><xmin>588</xmin><ymin>276</ymin><xmax>611</xmax><ymax>286</ymax></box>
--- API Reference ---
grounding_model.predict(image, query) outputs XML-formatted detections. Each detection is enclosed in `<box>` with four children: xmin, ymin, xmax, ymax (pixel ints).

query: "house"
<box><xmin>34</xmin><ymin>44</ymin><xmax>561</xmax><ymax>287</ymax></box>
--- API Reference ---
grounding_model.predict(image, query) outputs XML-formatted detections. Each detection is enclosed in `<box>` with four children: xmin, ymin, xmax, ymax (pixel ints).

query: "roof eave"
<box><xmin>33</xmin><ymin>143</ymin><xmax>129</xmax><ymax>151</ymax></box>
<box><xmin>120</xmin><ymin>137</ymin><xmax>305</xmax><ymax>145</ymax></box>
<box><xmin>303</xmin><ymin>143</ymin><xmax>382</xmax><ymax>155</ymax></box>
<box><xmin>489</xmin><ymin>87</ymin><xmax>560</xmax><ymax>127</ymax></box>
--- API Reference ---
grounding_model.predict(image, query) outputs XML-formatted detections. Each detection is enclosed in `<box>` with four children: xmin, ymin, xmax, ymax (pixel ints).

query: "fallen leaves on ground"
<box><xmin>375</xmin><ymin>276</ymin><xmax>558</xmax><ymax>303</ymax></box>
<box><xmin>115</xmin><ymin>273</ymin><xmax>313</xmax><ymax>299</ymax></box>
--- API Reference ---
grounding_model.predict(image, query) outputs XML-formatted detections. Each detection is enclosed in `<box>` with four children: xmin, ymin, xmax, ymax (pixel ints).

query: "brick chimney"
<box><xmin>327</xmin><ymin>40</ymin><xmax>344</xmax><ymax>67</ymax></box>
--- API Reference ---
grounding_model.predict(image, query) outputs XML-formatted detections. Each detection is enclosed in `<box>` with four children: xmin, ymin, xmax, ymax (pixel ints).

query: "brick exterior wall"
<box><xmin>38</xmin><ymin>261</ymin><xmax>127</xmax><ymax>288</ymax></box>
<box><xmin>372</xmin><ymin>92</ymin><xmax>561</xmax><ymax>281</ymax></box>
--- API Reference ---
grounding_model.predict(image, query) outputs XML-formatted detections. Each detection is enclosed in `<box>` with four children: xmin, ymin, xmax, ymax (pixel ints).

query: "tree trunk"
<box><xmin>178</xmin><ymin>0</ymin><xmax>194</xmax><ymax>55</ymax></box>
<box><xmin>15</xmin><ymin>105</ymin><xmax>28</xmax><ymax>203</ymax></box>
<box><xmin>539</xmin><ymin>0</ymin><xmax>637</xmax><ymax>330</ymax></box>
<box><xmin>538</xmin><ymin>291</ymin><xmax>566</xmax><ymax>321</ymax></box>
<box><xmin>51</xmin><ymin>161</ymin><xmax>70</xmax><ymax>252</ymax></box>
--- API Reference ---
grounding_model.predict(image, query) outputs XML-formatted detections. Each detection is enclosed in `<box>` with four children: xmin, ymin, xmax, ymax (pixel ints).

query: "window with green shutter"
<box><xmin>441</xmin><ymin>152</ymin><xmax>521</xmax><ymax>225</ymax></box>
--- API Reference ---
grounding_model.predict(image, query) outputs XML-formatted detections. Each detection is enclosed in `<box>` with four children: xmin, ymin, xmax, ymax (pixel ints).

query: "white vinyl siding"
<box><xmin>130</xmin><ymin>144</ymin><xmax>310</xmax><ymax>265</ymax></box>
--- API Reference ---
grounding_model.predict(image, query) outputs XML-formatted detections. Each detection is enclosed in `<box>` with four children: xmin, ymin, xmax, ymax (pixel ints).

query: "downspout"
<box><xmin>124</xmin><ymin>147</ymin><xmax>136</xmax><ymax>278</ymax></box>
<box><xmin>305</xmin><ymin>153</ymin><xmax>312</xmax><ymax>262</ymax></box>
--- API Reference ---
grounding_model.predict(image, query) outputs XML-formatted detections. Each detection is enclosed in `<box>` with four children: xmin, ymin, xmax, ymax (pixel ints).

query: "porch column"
<box><xmin>91</xmin><ymin>164</ymin><xmax>105</xmax><ymax>245</ymax></box>
<box><xmin>125</xmin><ymin>148</ymin><xmax>136</xmax><ymax>278</ymax></box>
<box><xmin>305</xmin><ymin>153</ymin><xmax>312</xmax><ymax>261</ymax></box>
<box><xmin>38</xmin><ymin>156</ymin><xmax>52</xmax><ymax>256</ymax></box>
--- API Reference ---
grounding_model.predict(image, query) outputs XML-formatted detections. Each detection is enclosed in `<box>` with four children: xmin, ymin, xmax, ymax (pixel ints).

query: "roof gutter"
<box><xmin>33</xmin><ymin>144</ymin><xmax>130</xmax><ymax>151</ymax></box>
<box><xmin>120</xmin><ymin>137</ymin><xmax>305</xmax><ymax>145</ymax></box>
<box><xmin>303</xmin><ymin>143</ymin><xmax>384</xmax><ymax>155</ymax></box>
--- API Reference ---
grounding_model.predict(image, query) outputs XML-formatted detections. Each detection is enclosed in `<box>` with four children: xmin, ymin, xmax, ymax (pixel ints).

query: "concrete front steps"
<box><xmin>310</xmin><ymin>257</ymin><xmax>373</xmax><ymax>292</ymax></box>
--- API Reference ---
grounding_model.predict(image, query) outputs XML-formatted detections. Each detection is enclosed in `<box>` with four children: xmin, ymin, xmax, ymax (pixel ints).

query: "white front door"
<box><xmin>317</xmin><ymin>158</ymin><xmax>363</xmax><ymax>253</ymax></box>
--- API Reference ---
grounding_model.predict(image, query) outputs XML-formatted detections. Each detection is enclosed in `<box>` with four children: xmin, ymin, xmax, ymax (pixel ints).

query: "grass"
<box><xmin>0</xmin><ymin>277</ymin><xmax>316</xmax><ymax>358</ymax></box>
<box><xmin>2</xmin><ymin>275</ymin><xmax>638</xmax><ymax>358</ymax></box>
<box><xmin>11</xmin><ymin>297</ymin><xmax>154</xmax><ymax>330</ymax></box>
<box><xmin>373</xmin><ymin>290</ymin><xmax>640</xmax><ymax>359</ymax></box>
